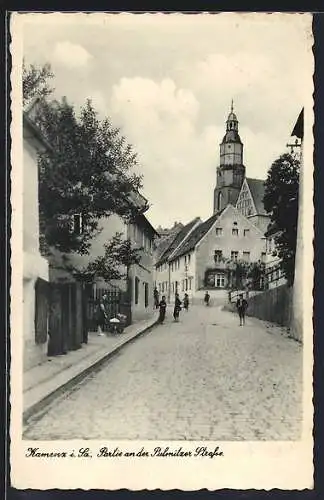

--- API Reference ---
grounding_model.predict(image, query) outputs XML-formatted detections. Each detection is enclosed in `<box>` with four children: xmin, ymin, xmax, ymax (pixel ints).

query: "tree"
<box><xmin>263</xmin><ymin>153</ymin><xmax>300</xmax><ymax>286</ymax></box>
<box><xmin>36</xmin><ymin>97</ymin><xmax>144</xmax><ymax>256</ymax></box>
<box><xmin>23</xmin><ymin>63</ymin><xmax>146</xmax><ymax>283</ymax></box>
<box><xmin>23</xmin><ymin>61</ymin><xmax>54</xmax><ymax>106</ymax></box>
<box><xmin>65</xmin><ymin>233</ymin><xmax>142</xmax><ymax>283</ymax></box>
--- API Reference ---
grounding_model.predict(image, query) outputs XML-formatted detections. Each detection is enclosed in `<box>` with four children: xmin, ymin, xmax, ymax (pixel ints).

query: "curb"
<box><xmin>23</xmin><ymin>319</ymin><xmax>158</xmax><ymax>426</ymax></box>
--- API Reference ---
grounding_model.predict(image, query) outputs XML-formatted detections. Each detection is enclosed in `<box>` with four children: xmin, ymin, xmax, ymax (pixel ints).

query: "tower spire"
<box><xmin>231</xmin><ymin>99</ymin><xmax>234</xmax><ymax>113</ymax></box>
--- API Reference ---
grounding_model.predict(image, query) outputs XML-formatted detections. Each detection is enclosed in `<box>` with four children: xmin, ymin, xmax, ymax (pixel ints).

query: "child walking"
<box><xmin>183</xmin><ymin>293</ymin><xmax>189</xmax><ymax>311</ymax></box>
<box><xmin>158</xmin><ymin>295</ymin><xmax>167</xmax><ymax>324</ymax></box>
<box><xmin>236</xmin><ymin>293</ymin><xmax>248</xmax><ymax>326</ymax></box>
<box><xmin>173</xmin><ymin>293</ymin><xmax>182</xmax><ymax>322</ymax></box>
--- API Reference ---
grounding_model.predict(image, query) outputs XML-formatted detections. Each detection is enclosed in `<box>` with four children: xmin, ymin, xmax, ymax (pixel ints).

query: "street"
<box><xmin>23</xmin><ymin>305</ymin><xmax>302</xmax><ymax>441</ymax></box>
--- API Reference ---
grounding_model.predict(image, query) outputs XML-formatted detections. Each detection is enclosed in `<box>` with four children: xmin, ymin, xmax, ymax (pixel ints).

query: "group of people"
<box><xmin>154</xmin><ymin>288</ymin><xmax>248</xmax><ymax>327</ymax></box>
<box><xmin>157</xmin><ymin>292</ymin><xmax>189</xmax><ymax>324</ymax></box>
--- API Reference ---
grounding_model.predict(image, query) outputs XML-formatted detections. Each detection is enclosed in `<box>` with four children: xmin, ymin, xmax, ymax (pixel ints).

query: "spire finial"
<box><xmin>231</xmin><ymin>99</ymin><xmax>234</xmax><ymax>113</ymax></box>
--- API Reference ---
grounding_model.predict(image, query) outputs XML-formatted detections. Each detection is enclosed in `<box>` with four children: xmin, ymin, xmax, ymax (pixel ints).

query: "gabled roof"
<box><xmin>246</xmin><ymin>178</ymin><xmax>267</xmax><ymax>215</ymax></box>
<box><xmin>155</xmin><ymin>229</ymin><xmax>182</xmax><ymax>260</ymax></box>
<box><xmin>170</xmin><ymin>209</ymin><xmax>225</xmax><ymax>261</ymax></box>
<box><xmin>134</xmin><ymin>213</ymin><xmax>159</xmax><ymax>237</ymax></box>
<box><xmin>291</xmin><ymin>108</ymin><xmax>304</xmax><ymax>140</ymax></box>
<box><xmin>155</xmin><ymin>217</ymin><xmax>201</xmax><ymax>266</ymax></box>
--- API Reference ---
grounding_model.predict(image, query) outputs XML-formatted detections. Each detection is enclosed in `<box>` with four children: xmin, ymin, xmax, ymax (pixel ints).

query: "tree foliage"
<box><xmin>35</xmin><ymin>97</ymin><xmax>144</xmax><ymax>255</ymax></box>
<box><xmin>65</xmin><ymin>233</ymin><xmax>143</xmax><ymax>283</ymax></box>
<box><xmin>263</xmin><ymin>153</ymin><xmax>300</xmax><ymax>286</ymax></box>
<box><xmin>23</xmin><ymin>61</ymin><xmax>54</xmax><ymax>106</ymax></box>
<box><xmin>205</xmin><ymin>258</ymin><xmax>265</xmax><ymax>290</ymax></box>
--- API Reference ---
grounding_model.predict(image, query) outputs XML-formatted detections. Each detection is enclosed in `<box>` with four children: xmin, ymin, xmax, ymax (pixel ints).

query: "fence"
<box><xmin>225</xmin><ymin>284</ymin><xmax>293</xmax><ymax>328</ymax></box>
<box><xmin>47</xmin><ymin>282</ymin><xmax>84</xmax><ymax>356</ymax></box>
<box><xmin>86</xmin><ymin>285</ymin><xmax>132</xmax><ymax>332</ymax></box>
<box><xmin>35</xmin><ymin>279</ymin><xmax>132</xmax><ymax>358</ymax></box>
<box><xmin>228</xmin><ymin>264</ymin><xmax>286</xmax><ymax>304</ymax></box>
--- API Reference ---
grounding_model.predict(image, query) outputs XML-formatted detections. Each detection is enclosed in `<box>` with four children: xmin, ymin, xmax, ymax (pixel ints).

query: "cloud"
<box><xmin>110</xmin><ymin>77</ymin><xmax>223</xmax><ymax>226</ymax></box>
<box><xmin>52</xmin><ymin>41</ymin><xmax>92</xmax><ymax>68</ymax></box>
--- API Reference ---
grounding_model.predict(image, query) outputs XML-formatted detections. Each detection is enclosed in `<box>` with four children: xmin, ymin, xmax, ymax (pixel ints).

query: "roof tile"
<box><xmin>246</xmin><ymin>178</ymin><xmax>267</xmax><ymax>215</ymax></box>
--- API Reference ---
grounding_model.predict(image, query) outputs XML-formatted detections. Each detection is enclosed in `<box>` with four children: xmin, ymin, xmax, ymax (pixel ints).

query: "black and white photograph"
<box><xmin>10</xmin><ymin>11</ymin><xmax>314</xmax><ymax>490</ymax></box>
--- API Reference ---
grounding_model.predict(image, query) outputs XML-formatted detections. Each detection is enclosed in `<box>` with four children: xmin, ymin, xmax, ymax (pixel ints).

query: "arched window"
<box><xmin>217</xmin><ymin>191</ymin><xmax>223</xmax><ymax>211</ymax></box>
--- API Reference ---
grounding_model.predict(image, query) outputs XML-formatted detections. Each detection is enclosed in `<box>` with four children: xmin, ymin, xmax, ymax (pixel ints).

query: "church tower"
<box><xmin>213</xmin><ymin>101</ymin><xmax>246</xmax><ymax>213</ymax></box>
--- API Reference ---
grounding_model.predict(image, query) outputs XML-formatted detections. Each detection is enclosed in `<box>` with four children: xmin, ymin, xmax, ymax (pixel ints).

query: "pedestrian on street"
<box><xmin>158</xmin><ymin>295</ymin><xmax>167</xmax><ymax>324</ymax></box>
<box><xmin>204</xmin><ymin>291</ymin><xmax>210</xmax><ymax>306</ymax></box>
<box><xmin>96</xmin><ymin>297</ymin><xmax>107</xmax><ymax>336</ymax></box>
<box><xmin>183</xmin><ymin>293</ymin><xmax>189</xmax><ymax>311</ymax></box>
<box><xmin>236</xmin><ymin>293</ymin><xmax>248</xmax><ymax>326</ymax></box>
<box><xmin>173</xmin><ymin>293</ymin><xmax>182</xmax><ymax>322</ymax></box>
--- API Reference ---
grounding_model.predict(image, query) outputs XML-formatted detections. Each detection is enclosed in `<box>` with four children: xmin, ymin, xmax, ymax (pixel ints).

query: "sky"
<box><xmin>22</xmin><ymin>12</ymin><xmax>313</xmax><ymax>229</ymax></box>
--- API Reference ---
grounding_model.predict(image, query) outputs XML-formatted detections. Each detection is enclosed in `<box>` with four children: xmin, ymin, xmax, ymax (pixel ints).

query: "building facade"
<box><xmin>264</xmin><ymin>224</ymin><xmax>286</xmax><ymax>290</ymax></box>
<box><xmin>170</xmin><ymin>205</ymin><xmax>266</xmax><ymax>298</ymax></box>
<box><xmin>50</xmin><ymin>203</ymin><xmax>158</xmax><ymax>324</ymax></box>
<box><xmin>23</xmin><ymin>111</ymin><xmax>51</xmax><ymax>370</ymax></box>
<box><xmin>155</xmin><ymin>218</ymin><xmax>201</xmax><ymax>302</ymax></box>
<box><xmin>155</xmin><ymin>206</ymin><xmax>267</xmax><ymax>302</ymax></box>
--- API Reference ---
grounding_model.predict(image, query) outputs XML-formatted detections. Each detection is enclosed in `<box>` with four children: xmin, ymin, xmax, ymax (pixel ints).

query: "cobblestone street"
<box><xmin>23</xmin><ymin>305</ymin><xmax>302</xmax><ymax>441</ymax></box>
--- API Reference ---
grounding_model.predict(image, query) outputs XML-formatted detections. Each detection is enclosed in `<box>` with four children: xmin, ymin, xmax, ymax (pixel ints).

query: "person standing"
<box><xmin>183</xmin><ymin>293</ymin><xmax>189</xmax><ymax>311</ymax></box>
<box><xmin>158</xmin><ymin>295</ymin><xmax>167</xmax><ymax>324</ymax></box>
<box><xmin>236</xmin><ymin>293</ymin><xmax>248</xmax><ymax>326</ymax></box>
<box><xmin>204</xmin><ymin>291</ymin><xmax>210</xmax><ymax>306</ymax></box>
<box><xmin>96</xmin><ymin>297</ymin><xmax>107</xmax><ymax>336</ymax></box>
<box><xmin>173</xmin><ymin>293</ymin><xmax>182</xmax><ymax>322</ymax></box>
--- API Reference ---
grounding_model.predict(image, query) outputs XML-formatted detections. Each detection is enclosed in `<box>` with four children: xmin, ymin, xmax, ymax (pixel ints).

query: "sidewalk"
<box><xmin>23</xmin><ymin>313</ymin><xmax>159</xmax><ymax>421</ymax></box>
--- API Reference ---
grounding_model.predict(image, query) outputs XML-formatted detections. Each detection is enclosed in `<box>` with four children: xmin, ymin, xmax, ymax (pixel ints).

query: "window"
<box><xmin>214</xmin><ymin>250</ymin><xmax>223</xmax><ymax>263</ymax></box>
<box><xmin>171</xmin><ymin>262</ymin><xmax>174</xmax><ymax>272</ymax></box>
<box><xmin>189</xmin><ymin>277</ymin><xmax>192</xmax><ymax>290</ymax></box>
<box><xmin>217</xmin><ymin>191</ymin><xmax>223</xmax><ymax>211</ymax></box>
<box><xmin>188</xmin><ymin>254</ymin><xmax>191</xmax><ymax>264</ymax></box>
<box><xmin>215</xmin><ymin>274</ymin><xmax>225</xmax><ymax>288</ymax></box>
<box><xmin>135</xmin><ymin>277</ymin><xmax>140</xmax><ymax>305</ymax></box>
<box><xmin>244</xmin><ymin>229</ymin><xmax>250</xmax><ymax>237</ymax></box>
<box><xmin>185</xmin><ymin>279</ymin><xmax>188</xmax><ymax>291</ymax></box>
<box><xmin>231</xmin><ymin>251</ymin><xmax>239</xmax><ymax>262</ymax></box>
<box><xmin>71</xmin><ymin>214</ymin><xmax>83</xmax><ymax>235</ymax></box>
<box><xmin>261</xmin><ymin>252</ymin><xmax>266</xmax><ymax>263</ymax></box>
<box><xmin>162</xmin><ymin>282</ymin><xmax>164</xmax><ymax>293</ymax></box>
<box><xmin>243</xmin><ymin>251</ymin><xmax>250</xmax><ymax>262</ymax></box>
<box><xmin>216</xmin><ymin>227</ymin><xmax>223</xmax><ymax>236</ymax></box>
<box><xmin>232</xmin><ymin>228</ymin><xmax>238</xmax><ymax>236</ymax></box>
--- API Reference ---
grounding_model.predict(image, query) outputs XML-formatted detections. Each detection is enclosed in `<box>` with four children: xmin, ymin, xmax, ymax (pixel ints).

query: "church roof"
<box><xmin>246</xmin><ymin>178</ymin><xmax>267</xmax><ymax>215</ymax></box>
<box><xmin>155</xmin><ymin>228</ymin><xmax>183</xmax><ymax>260</ymax></box>
<box><xmin>170</xmin><ymin>209</ymin><xmax>225</xmax><ymax>260</ymax></box>
<box><xmin>155</xmin><ymin>217</ymin><xmax>201</xmax><ymax>266</ymax></box>
<box><xmin>221</xmin><ymin>130</ymin><xmax>242</xmax><ymax>144</ymax></box>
